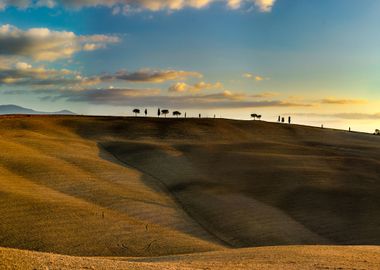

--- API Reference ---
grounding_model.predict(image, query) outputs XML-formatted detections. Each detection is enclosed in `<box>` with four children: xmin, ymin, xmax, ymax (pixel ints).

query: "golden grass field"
<box><xmin>0</xmin><ymin>115</ymin><xmax>379</xmax><ymax>269</ymax></box>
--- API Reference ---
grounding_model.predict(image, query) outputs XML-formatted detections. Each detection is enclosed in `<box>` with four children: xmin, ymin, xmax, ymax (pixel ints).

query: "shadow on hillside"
<box><xmin>97</xmin><ymin>141</ymin><xmax>228</xmax><ymax>247</ymax></box>
<box><xmin>61</xmin><ymin>117</ymin><xmax>380</xmax><ymax>248</ymax></box>
<box><xmin>97</xmin><ymin>138</ymin><xmax>380</xmax><ymax>247</ymax></box>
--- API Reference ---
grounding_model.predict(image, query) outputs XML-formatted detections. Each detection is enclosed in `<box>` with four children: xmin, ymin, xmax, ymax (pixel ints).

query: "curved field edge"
<box><xmin>1</xmin><ymin>246</ymin><xmax>380</xmax><ymax>270</ymax></box>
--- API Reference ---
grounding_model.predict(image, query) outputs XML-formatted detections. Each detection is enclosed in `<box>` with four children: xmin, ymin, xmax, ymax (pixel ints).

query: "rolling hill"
<box><xmin>0</xmin><ymin>115</ymin><xmax>379</xmax><ymax>269</ymax></box>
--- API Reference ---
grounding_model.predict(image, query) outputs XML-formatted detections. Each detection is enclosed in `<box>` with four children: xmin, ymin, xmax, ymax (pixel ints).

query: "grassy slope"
<box><xmin>0</xmin><ymin>115</ymin><xmax>379</xmax><ymax>260</ymax></box>
<box><xmin>0</xmin><ymin>116</ymin><xmax>222</xmax><ymax>257</ymax></box>
<box><xmin>71</xmin><ymin>116</ymin><xmax>380</xmax><ymax>247</ymax></box>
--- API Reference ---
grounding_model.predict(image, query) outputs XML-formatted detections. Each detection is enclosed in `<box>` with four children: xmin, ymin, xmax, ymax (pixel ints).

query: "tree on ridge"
<box><xmin>173</xmin><ymin>111</ymin><xmax>181</xmax><ymax>118</ymax></box>
<box><xmin>133</xmin><ymin>109</ymin><xmax>140</xmax><ymax>116</ymax></box>
<box><xmin>251</xmin><ymin>113</ymin><xmax>258</xmax><ymax>120</ymax></box>
<box><xmin>161</xmin><ymin>109</ymin><xmax>169</xmax><ymax>118</ymax></box>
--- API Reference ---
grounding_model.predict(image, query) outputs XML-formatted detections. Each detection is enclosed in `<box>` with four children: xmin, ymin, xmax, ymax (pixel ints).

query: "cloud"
<box><xmin>27</xmin><ymin>87</ymin><xmax>312</xmax><ymax>109</ymax></box>
<box><xmin>321</xmin><ymin>98</ymin><xmax>368</xmax><ymax>105</ymax></box>
<box><xmin>333</xmin><ymin>113</ymin><xmax>380</xmax><ymax>120</ymax></box>
<box><xmin>0</xmin><ymin>0</ymin><xmax>30</xmax><ymax>10</ymax></box>
<box><xmin>0</xmin><ymin>56</ymin><xmax>18</xmax><ymax>69</ymax></box>
<box><xmin>36</xmin><ymin>0</ymin><xmax>56</xmax><ymax>8</ymax></box>
<box><xmin>168</xmin><ymin>81</ymin><xmax>222</xmax><ymax>93</ymax></box>
<box><xmin>0</xmin><ymin>24</ymin><xmax>119</xmax><ymax>61</ymax></box>
<box><xmin>193</xmin><ymin>81</ymin><xmax>223</xmax><ymax>90</ymax></box>
<box><xmin>102</xmin><ymin>69</ymin><xmax>202</xmax><ymax>83</ymax></box>
<box><xmin>54</xmin><ymin>88</ymin><xmax>162</xmax><ymax>103</ymax></box>
<box><xmin>242</xmin><ymin>73</ymin><xmax>267</xmax><ymax>81</ymax></box>
<box><xmin>14</xmin><ymin>61</ymin><xmax>32</xmax><ymax>70</ymax></box>
<box><xmin>0</xmin><ymin>62</ymin><xmax>78</xmax><ymax>85</ymax></box>
<box><xmin>227</xmin><ymin>0</ymin><xmax>242</xmax><ymax>9</ymax></box>
<box><xmin>0</xmin><ymin>64</ymin><xmax>203</xmax><ymax>87</ymax></box>
<box><xmin>250</xmin><ymin>92</ymin><xmax>278</xmax><ymax>98</ymax></box>
<box><xmin>83</xmin><ymin>43</ymin><xmax>105</xmax><ymax>51</ymax></box>
<box><xmin>168</xmin><ymin>82</ymin><xmax>189</xmax><ymax>93</ymax></box>
<box><xmin>292</xmin><ymin>113</ymin><xmax>380</xmax><ymax>120</ymax></box>
<box><xmin>0</xmin><ymin>0</ymin><xmax>277</xmax><ymax>12</ymax></box>
<box><xmin>253</xmin><ymin>0</ymin><xmax>276</xmax><ymax>12</ymax></box>
<box><xmin>197</xmin><ymin>90</ymin><xmax>245</xmax><ymax>101</ymax></box>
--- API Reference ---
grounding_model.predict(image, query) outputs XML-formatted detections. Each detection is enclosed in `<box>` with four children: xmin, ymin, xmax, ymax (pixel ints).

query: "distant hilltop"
<box><xmin>0</xmin><ymin>104</ymin><xmax>76</xmax><ymax>115</ymax></box>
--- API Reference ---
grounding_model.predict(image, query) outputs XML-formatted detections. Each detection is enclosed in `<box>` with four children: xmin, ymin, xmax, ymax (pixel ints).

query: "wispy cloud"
<box><xmin>321</xmin><ymin>98</ymin><xmax>368</xmax><ymax>105</ymax></box>
<box><xmin>0</xmin><ymin>63</ymin><xmax>205</xmax><ymax>88</ymax></box>
<box><xmin>242</xmin><ymin>72</ymin><xmax>268</xmax><ymax>81</ymax></box>
<box><xmin>17</xmin><ymin>87</ymin><xmax>312</xmax><ymax>109</ymax></box>
<box><xmin>0</xmin><ymin>24</ymin><xmax>119</xmax><ymax>61</ymax></box>
<box><xmin>0</xmin><ymin>0</ymin><xmax>277</xmax><ymax>13</ymax></box>
<box><xmin>250</xmin><ymin>92</ymin><xmax>278</xmax><ymax>98</ymax></box>
<box><xmin>101</xmin><ymin>69</ymin><xmax>202</xmax><ymax>83</ymax></box>
<box><xmin>0</xmin><ymin>0</ymin><xmax>30</xmax><ymax>10</ymax></box>
<box><xmin>333</xmin><ymin>113</ymin><xmax>380</xmax><ymax>120</ymax></box>
<box><xmin>66</xmin><ymin>91</ymin><xmax>311</xmax><ymax>108</ymax></box>
<box><xmin>292</xmin><ymin>113</ymin><xmax>380</xmax><ymax>120</ymax></box>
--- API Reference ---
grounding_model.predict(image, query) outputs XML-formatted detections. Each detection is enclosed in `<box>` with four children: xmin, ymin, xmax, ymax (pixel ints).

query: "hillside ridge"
<box><xmin>0</xmin><ymin>115</ymin><xmax>379</xmax><ymax>259</ymax></box>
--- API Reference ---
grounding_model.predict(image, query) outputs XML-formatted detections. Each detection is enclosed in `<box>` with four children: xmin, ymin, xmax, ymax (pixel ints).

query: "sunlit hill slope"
<box><xmin>0</xmin><ymin>115</ymin><xmax>379</xmax><ymax>263</ymax></box>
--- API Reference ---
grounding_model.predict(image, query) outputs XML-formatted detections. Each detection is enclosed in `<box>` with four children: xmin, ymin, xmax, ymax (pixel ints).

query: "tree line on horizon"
<box><xmin>133</xmin><ymin>108</ymin><xmax>183</xmax><ymax>118</ymax></box>
<box><xmin>133</xmin><ymin>108</ymin><xmax>265</xmax><ymax>120</ymax></box>
<box><xmin>131</xmin><ymin>108</ymin><xmax>379</xmax><ymax>135</ymax></box>
<box><xmin>250</xmin><ymin>113</ymin><xmax>262</xmax><ymax>120</ymax></box>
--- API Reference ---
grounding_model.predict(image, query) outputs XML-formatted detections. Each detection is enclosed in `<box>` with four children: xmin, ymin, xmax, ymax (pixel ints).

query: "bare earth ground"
<box><xmin>0</xmin><ymin>115</ymin><xmax>379</xmax><ymax>269</ymax></box>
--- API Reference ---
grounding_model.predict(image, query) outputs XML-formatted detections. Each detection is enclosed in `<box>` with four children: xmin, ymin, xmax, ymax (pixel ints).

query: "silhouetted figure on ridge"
<box><xmin>278</xmin><ymin>116</ymin><xmax>281</xmax><ymax>122</ymax></box>
<box><xmin>157</xmin><ymin>108</ymin><xmax>161</xmax><ymax>117</ymax></box>
<box><xmin>199</xmin><ymin>114</ymin><xmax>201</xmax><ymax>118</ymax></box>
<box><xmin>144</xmin><ymin>109</ymin><xmax>147</xmax><ymax>116</ymax></box>
<box><xmin>281</xmin><ymin>117</ymin><xmax>285</xmax><ymax>123</ymax></box>
<box><xmin>288</xmin><ymin>116</ymin><xmax>291</xmax><ymax>124</ymax></box>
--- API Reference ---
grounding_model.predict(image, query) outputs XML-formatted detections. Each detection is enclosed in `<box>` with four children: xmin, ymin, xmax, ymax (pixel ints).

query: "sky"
<box><xmin>0</xmin><ymin>0</ymin><xmax>379</xmax><ymax>132</ymax></box>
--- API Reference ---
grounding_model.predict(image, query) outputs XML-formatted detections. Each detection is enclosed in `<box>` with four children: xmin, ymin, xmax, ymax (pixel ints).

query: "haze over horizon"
<box><xmin>0</xmin><ymin>0</ymin><xmax>379</xmax><ymax>132</ymax></box>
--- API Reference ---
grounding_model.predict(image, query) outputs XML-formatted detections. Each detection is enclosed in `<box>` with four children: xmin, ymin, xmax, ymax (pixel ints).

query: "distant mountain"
<box><xmin>0</xmin><ymin>105</ymin><xmax>76</xmax><ymax>115</ymax></box>
<box><xmin>53</xmin><ymin>110</ymin><xmax>77</xmax><ymax>115</ymax></box>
